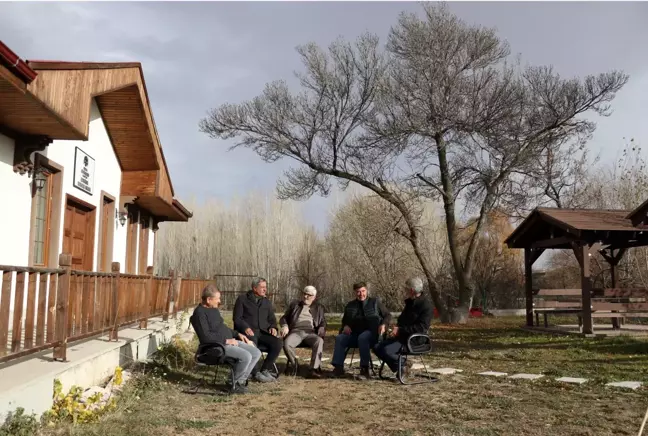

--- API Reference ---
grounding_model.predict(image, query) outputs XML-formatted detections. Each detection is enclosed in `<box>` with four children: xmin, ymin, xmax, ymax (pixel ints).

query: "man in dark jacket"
<box><xmin>331</xmin><ymin>282</ymin><xmax>392</xmax><ymax>379</ymax></box>
<box><xmin>279</xmin><ymin>286</ymin><xmax>327</xmax><ymax>378</ymax></box>
<box><xmin>374</xmin><ymin>277</ymin><xmax>433</xmax><ymax>377</ymax></box>
<box><xmin>192</xmin><ymin>284</ymin><xmax>262</xmax><ymax>393</ymax></box>
<box><xmin>233</xmin><ymin>277</ymin><xmax>281</xmax><ymax>382</ymax></box>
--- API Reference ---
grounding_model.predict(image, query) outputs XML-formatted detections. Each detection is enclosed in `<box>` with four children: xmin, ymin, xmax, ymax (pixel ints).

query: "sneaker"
<box><xmin>261</xmin><ymin>369</ymin><xmax>278</xmax><ymax>381</ymax></box>
<box><xmin>231</xmin><ymin>382</ymin><xmax>248</xmax><ymax>394</ymax></box>
<box><xmin>254</xmin><ymin>370</ymin><xmax>275</xmax><ymax>383</ymax></box>
<box><xmin>332</xmin><ymin>365</ymin><xmax>345</xmax><ymax>378</ymax></box>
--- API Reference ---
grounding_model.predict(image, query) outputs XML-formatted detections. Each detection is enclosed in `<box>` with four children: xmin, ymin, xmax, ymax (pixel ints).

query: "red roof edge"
<box><xmin>0</xmin><ymin>41</ymin><xmax>38</xmax><ymax>84</ymax></box>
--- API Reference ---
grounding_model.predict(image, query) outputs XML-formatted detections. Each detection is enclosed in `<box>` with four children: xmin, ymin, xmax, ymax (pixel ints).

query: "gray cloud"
<box><xmin>2</xmin><ymin>2</ymin><xmax>647</xmax><ymax>230</ymax></box>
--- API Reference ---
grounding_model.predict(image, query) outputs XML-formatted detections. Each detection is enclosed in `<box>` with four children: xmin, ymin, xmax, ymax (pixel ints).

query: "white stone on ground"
<box><xmin>430</xmin><ymin>368</ymin><xmax>463</xmax><ymax>375</ymax></box>
<box><xmin>320</xmin><ymin>357</ymin><xmax>330</xmax><ymax>362</ymax></box>
<box><xmin>508</xmin><ymin>373</ymin><xmax>544</xmax><ymax>380</ymax></box>
<box><xmin>411</xmin><ymin>363</ymin><xmax>425</xmax><ymax>370</ymax></box>
<box><xmin>556</xmin><ymin>377</ymin><xmax>588</xmax><ymax>384</ymax></box>
<box><xmin>478</xmin><ymin>371</ymin><xmax>508</xmax><ymax>377</ymax></box>
<box><xmin>606</xmin><ymin>381</ymin><xmax>642</xmax><ymax>390</ymax></box>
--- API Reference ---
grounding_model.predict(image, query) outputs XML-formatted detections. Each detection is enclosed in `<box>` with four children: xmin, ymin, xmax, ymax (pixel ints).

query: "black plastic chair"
<box><xmin>344</xmin><ymin>336</ymin><xmax>382</xmax><ymax>376</ymax></box>
<box><xmin>378</xmin><ymin>333</ymin><xmax>438</xmax><ymax>385</ymax></box>
<box><xmin>189</xmin><ymin>315</ymin><xmax>238</xmax><ymax>393</ymax></box>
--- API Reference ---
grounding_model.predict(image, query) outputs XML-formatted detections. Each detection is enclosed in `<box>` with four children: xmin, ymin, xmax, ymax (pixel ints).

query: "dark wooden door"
<box><xmin>63</xmin><ymin>197</ymin><xmax>96</xmax><ymax>271</ymax></box>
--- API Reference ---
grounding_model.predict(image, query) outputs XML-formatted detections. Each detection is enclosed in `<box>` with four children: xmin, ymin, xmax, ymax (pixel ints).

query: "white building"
<box><xmin>0</xmin><ymin>41</ymin><xmax>191</xmax><ymax>274</ymax></box>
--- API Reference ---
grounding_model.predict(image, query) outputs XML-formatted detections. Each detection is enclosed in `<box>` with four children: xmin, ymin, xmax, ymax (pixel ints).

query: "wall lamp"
<box><xmin>115</xmin><ymin>210</ymin><xmax>128</xmax><ymax>227</ymax></box>
<box><xmin>33</xmin><ymin>167</ymin><xmax>48</xmax><ymax>191</ymax></box>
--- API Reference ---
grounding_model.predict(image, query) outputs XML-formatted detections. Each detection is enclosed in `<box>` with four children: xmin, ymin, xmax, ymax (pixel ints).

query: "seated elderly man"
<box><xmin>373</xmin><ymin>277</ymin><xmax>433</xmax><ymax>378</ymax></box>
<box><xmin>279</xmin><ymin>286</ymin><xmax>327</xmax><ymax>378</ymax></box>
<box><xmin>233</xmin><ymin>277</ymin><xmax>281</xmax><ymax>383</ymax></box>
<box><xmin>192</xmin><ymin>284</ymin><xmax>261</xmax><ymax>394</ymax></box>
<box><xmin>331</xmin><ymin>282</ymin><xmax>392</xmax><ymax>380</ymax></box>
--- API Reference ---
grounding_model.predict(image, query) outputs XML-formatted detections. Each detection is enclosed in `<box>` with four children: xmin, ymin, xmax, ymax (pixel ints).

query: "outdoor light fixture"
<box><xmin>115</xmin><ymin>210</ymin><xmax>128</xmax><ymax>227</ymax></box>
<box><xmin>34</xmin><ymin>168</ymin><xmax>48</xmax><ymax>191</ymax></box>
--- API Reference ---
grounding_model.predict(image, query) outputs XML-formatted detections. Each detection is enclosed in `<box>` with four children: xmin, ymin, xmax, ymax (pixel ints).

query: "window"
<box><xmin>29</xmin><ymin>154</ymin><xmax>63</xmax><ymax>268</ymax></box>
<box><xmin>32</xmin><ymin>170</ymin><xmax>52</xmax><ymax>266</ymax></box>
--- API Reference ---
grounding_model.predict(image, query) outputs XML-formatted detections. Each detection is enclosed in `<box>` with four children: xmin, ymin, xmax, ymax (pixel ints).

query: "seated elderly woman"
<box><xmin>192</xmin><ymin>284</ymin><xmax>261</xmax><ymax>394</ymax></box>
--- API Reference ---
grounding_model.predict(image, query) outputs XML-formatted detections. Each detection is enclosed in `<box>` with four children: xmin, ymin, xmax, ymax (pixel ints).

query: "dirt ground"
<box><xmin>43</xmin><ymin>316</ymin><xmax>648</xmax><ymax>436</ymax></box>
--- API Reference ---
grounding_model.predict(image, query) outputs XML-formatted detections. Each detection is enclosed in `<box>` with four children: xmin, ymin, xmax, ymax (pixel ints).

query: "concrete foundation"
<box><xmin>0</xmin><ymin>314</ymin><xmax>191</xmax><ymax>421</ymax></box>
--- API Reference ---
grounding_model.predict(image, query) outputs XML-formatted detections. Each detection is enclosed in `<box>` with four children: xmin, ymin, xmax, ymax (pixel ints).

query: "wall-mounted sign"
<box><xmin>73</xmin><ymin>147</ymin><xmax>95</xmax><ymax>195</ymax></box>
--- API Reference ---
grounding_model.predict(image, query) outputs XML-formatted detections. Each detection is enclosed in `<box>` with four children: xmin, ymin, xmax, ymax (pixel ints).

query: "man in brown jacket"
<box><xmin>279</xmin><ymin>286</ymin><xmax>327</xmax><ymax>378</ymax></box>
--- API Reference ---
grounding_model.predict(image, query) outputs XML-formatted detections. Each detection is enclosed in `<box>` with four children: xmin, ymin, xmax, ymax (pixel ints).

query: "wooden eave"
<box><xmin>0</xmin><ymin>63</ymin><xmax>82</xmax><ymax>140</ymax></box>
<box><xmin>26</xmin><ymin>61</ymin><xmax>178</xmax><ymax>207</ymax></box>
<box><xmin>506</xmin><ymin>207</ymin><xmax>648</xmax><ymax>250</ymax></box>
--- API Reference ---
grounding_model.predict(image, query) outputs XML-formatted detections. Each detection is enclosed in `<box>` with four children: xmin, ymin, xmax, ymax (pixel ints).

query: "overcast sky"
<box><xmin>2</xmin><ymin>1</ymin><xmax>647</xmax><ymax>231</ymax></box>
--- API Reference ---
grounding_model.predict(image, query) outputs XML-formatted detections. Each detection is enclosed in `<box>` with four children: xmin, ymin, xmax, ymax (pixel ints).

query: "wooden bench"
<box><xmin>591</xmin><ymin>288</ymin><xmax>648</xmax><ymax>325</ymax></box>
<box><xmin>533</xmin><ymin>288</ymin><xmax>648</xmax><ymax>330</ymax></box>
<box><xmin>533</xmin><ymin>289</ymin><xmax>583</xmax><ymax>328</ymax></box>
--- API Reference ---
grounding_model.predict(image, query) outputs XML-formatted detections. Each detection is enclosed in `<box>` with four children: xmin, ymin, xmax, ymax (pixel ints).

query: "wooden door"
<box><xmin>63</xmin><ymin>196</ymin><xmax>96</xmax><ymax>271</ymax></box>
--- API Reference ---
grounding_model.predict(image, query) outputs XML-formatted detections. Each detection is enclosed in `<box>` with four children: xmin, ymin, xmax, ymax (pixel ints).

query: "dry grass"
<box><xmin>42</xmin><ymin>316</ymin><xmax>648</xmax><ymax>436</ymax></box>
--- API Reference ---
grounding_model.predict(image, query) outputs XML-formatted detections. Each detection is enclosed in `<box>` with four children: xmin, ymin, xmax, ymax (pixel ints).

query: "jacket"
<box><xmin>279</xmin><ymin>300</ymin><xmax>327</xmax><ymax>337</ymax></box>
<box><xmin>341</xmin><ymin>297</ymin><xmax>392</xmax><ymax>336</ymax></box>
<box><xmin>192</xmin><ymin>304</ymin><xmax>236</xmax><ymax>347</ymax></box>
<box><xmin>396</xmin><ymin>293</ymin><xmax>433</xmax><ymax>343</ymax></box>
<box><xmin>233</xmin><ymin>290</ymin><xmax>278</xmax><ymax>334</ymax></box>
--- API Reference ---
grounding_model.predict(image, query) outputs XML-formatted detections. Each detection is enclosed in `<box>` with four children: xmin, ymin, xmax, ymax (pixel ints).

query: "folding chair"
<box><xmin>378</xmin><ymin>333</ymin><xmax>438</xmax><ymax>385</ymax></box>
<box><xmin>286</xmin><ymin>341</ymin><xmax>321</xmax><ymax>376</ymax></box>
<box><xmin>189</xmin><ymin>315</ymin><xmax>237</xmax><ymax>393</ymax></box>
<box><xmin>345</xmin><ymin>345</ymin><xmax>379</xmax><ymax>376</ymax></box>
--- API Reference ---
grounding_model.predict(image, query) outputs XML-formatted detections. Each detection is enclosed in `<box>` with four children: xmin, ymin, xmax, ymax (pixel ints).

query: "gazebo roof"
<box><xmin>505</xmin><ymin>207</ymin><xmax>648</xmax><ymax>250</ymax></box>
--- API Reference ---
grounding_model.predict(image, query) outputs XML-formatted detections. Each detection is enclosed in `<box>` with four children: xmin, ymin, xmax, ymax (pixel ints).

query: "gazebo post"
<box><xmin>524</xmin><ymin>247</ymin><xmax>544</xmax><ymax>327</ymax></box>
<box><xmin>574</xmin><ymin>243</ymin><xmax>593</xmax><ymax>335</ymax></box>
<box><xmin>602</xmin><ymin>248</ymin><xmax>627</xmax><ymax>329</ymax></box>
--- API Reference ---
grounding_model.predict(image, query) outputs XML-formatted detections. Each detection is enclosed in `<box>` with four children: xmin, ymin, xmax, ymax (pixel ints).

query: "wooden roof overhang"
<box><xmin>0</xmin><ymin>42</ymin><xmax>83</xmax><ymax>174</ymax></box>
<box><xmin>24</xmin><ymin>61</ymin><xmax>190</xmax><ymax>222</ymax></box>
<box><xmin>505</xmin><ymin>208</ymin><xmax>648</xmax><ymax>251</ymax></box>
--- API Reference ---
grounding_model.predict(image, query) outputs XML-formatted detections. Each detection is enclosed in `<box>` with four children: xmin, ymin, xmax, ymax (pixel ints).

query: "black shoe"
<box><xmin>357</xmin><ymin>366</ymin><xmax>371</xmax><ymax>380</ymax></box>
<box><xmin>307</xmin><ymin>368</ymin><xmax>322</xmax><ymax>379</ymax></box>
<box><xmin>332</xmin><ymin>365</ymin><xmax>345</xmax><ymax>378</ymax></box>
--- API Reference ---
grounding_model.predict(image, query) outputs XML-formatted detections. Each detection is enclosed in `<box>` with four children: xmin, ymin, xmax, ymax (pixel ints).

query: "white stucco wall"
<box><xmin>0</xmin><ymin>133</ymin><xmax>32</xmax><ymax>267</ymax></box>
<box><xmin>46</xmin><ymin>99</ymin><xmax>123</xmax><ymax>272</ymax></box>
<box><xmin>147</xmin><ymin>217</ymin><xmax>155</xmax><ymax>270</ymax></box>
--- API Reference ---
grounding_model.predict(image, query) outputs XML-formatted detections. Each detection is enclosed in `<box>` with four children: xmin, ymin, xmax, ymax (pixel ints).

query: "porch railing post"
<box><xmin>163</xmin><ymin>269</ymin><xmax>174</xmax><ymax>321</ymax></box>
<box><xmin>140</xmin><ymin>266</ymin><xmax>153</xmax><ymax>329</ymax></box>
<box><xmin>109</xmin><ymin>262</ymin><xmax>120</xmax><ymax>341</ymax></box>
<box><xmin>173</xmin><ymin>272</ymin><xmax>183</xmax><ymax>319</ymax></box>
<box><xmin>52</xmin><ymin>253</ymin><xmax>71</xmax><ymax>361</ymax></box>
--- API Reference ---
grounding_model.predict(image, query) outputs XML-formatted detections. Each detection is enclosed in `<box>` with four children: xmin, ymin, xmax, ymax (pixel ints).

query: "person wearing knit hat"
<box><xmin>279</xmin><ymin>285</ymin><xmax>327</xmax><ymax>378</ymax></box>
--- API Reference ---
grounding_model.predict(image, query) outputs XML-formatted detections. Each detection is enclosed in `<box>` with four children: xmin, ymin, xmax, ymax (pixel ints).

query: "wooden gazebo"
<box><xmin>505</xmin><ymin>205</ymin><xmax>648</xmax><ymax>334</ymax></box>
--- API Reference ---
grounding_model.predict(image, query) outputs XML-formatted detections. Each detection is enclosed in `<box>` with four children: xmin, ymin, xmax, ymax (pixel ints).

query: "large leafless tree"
<box><xmin>200</xmin><ymin>4</ymin><xmax>628</xmax><ymax>322</ymax></box>
<box><xmin>369</xmin><ymin>4</ymin><xmax>628</xmax><ymax>320</ymax></box>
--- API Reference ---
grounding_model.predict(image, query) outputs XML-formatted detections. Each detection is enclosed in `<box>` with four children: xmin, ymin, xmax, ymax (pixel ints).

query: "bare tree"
<box><xmin>200</xmin><ymin>4</ymin><xmax>628</xmax><ymax>322</ymax></box>
<box><xmin>199</xmin><ymin>33</ymin><xmax>454</xmax><ymax>318</ymax></box>
<box><xmin>369</xmin><ymin>3</ymin><xmax>628</xmax><ymax>320</ymax></box>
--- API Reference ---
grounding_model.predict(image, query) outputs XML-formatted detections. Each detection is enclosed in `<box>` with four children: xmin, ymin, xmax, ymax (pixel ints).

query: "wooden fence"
<box><xmin>0</xmin><ymin>253</ymin><xmax>212</xmax><ymax>364</ymax></box>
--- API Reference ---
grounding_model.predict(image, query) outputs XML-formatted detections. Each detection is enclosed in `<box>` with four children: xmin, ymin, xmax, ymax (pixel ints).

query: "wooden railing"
<box><xmin>0</xmin><ymin>254</ymin><xmax>212</xmax><ymax>364</ymax></box>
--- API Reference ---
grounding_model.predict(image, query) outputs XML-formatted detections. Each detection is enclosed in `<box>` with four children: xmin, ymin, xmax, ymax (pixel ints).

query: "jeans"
<box><xmin>283</xmin><ymin>330</ymin><xmax>324</xmax><ymax>369</ymax></box>
<box><xmin>224</xmin><ymin>341</ymin><xmax>262</xmax><ymax>384</ymax></box>
<box><xmin>246</xmin><ymin>330</ymin><xmax>282</xmax><ymax>372</ymax></box>
<box><xmin>331</xmin><ymin>329</ymin><xmax>376</xmax><ymax>368</ymax></box>
<box><xmin>373</xmin><ymin>338</ymin><xmax>405</xmax><ymax>372</ymax></box>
